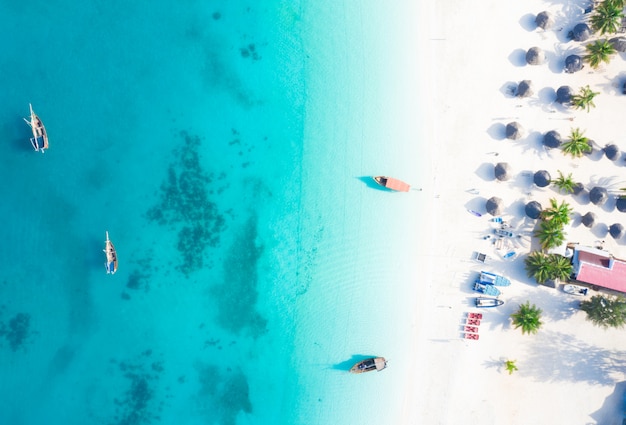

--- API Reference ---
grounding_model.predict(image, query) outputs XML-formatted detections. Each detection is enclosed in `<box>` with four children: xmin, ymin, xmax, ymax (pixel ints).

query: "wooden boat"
<box><xmin>373</xmin><ymin>176</ymin><xmax>410</xmax><ymax>192</ymax></box>
<box><xmin>473</xmin><ymin>281</ymin><xmax>501</xmax><ymax>296</ymax></box>
<box><xmin>104</xmin><ymin>231</ymin><xmax>118</xmax><ymax>274</ymax></box>
<box><xmin>23</xmin><ymin>103</ymin><xmax>48</xmax><ymax>153</ymax></box>
<box><xmin>349</xmin><ymin>357</ymin><xmax>387</xmax><ymax>374</ymax></box>
<box><xmin>563</xmin><ymin>284</ymin><xmax>588</xmax><ymax>296</ymax></box>
<box><xmin>475</xmin><ymin>297</ymin><xmax>504</xmax><ymax>308</ymax></box>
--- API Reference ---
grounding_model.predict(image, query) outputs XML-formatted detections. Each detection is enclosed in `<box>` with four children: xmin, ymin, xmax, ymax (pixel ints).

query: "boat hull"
<box><xmin>373</xmin><ymin>176</ymin><xmax>410</xmax><ymax>192</ymax></box>
<box><xmin>26</xmin><ymin>104</ymin><xmax>48</xmax><ymax>152</ymax></box>
<box><xmin>474</xmin><ymin>297</ymin><xmax>504</xmax><ymax>308</ymax></box>
<box><xmin>349</xmin><ymin>357</ymin><xmax>387</xmax><ymax>373</ymax></box>
<box><xmin>104</xmin><ymin>231</ymin><xmax>118</xmax><ymax>274</ymax></box>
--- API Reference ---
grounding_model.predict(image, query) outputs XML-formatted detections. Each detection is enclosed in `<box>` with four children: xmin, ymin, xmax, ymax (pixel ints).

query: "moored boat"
<box><xmin>477</xmin><ymin>271</ymin><xmax>511</xmax><ymax>287</ymax></box>
<box><xmin>373</xmin><ymin>176</ymin><xmax>410</xmax><ymax>192</ymax></box>
<box><xmin>475</xmin><ymin>297</ymin><xmax>504</xmax><ymax>308</ymax></box>
<box><xmin>104</xmin><ymin>231</ymin><xmax>118</xmax><ymax>274</ymax></box>
<box><xmin>473</xmin><ymin>281</ymin><xmax>501</xmax><ymax>296</ymax></box>
<box><xmin>349</xmin><ymin>357</ymin><xmax>387</xmax><ymax>373</ymax></box>
<box><xmin>23</xmin><ymin>103</ymin><xmax>48</xmax><ymax>153</ymax></box>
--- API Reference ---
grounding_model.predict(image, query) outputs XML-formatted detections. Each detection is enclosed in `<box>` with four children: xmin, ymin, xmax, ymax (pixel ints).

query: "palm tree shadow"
<box><xmin>333</xmin><ymin>354</ymin><xmax>378</xmax><ymax>371</ymax></box>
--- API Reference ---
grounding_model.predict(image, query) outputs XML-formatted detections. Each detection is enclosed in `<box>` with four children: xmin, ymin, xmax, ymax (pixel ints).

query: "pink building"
<box><xmin>571</xmin><ymin>245</ymin><xmax>626</xmax><ymax>293</ymax></box>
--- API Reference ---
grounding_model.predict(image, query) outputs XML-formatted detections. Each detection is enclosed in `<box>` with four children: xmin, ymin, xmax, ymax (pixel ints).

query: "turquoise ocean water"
<box><xmin>0</xmin><ymin>1</ymin><xmax>425</xmax><ymax>424</ymax></box>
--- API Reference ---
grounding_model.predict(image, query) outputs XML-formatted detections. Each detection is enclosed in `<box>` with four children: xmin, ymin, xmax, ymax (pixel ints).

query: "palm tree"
<box><xmin>504</xmin><ymin>359</ymin><xmax>518</xmax><ymax>375</ymax></box>
<box><xmin>571</xmin><ymin>85</ymin><xmax>600</xmax><ymax>112</ymax></box>
<box><xmin>534</xmin><ymin>219</ymin><xmax>566</xmax><ymax>251</ymax></box>
<box><xmin>525</xmin><ymin>251</ymin><xmax>573</xmax><ymax>284</ymax></box>
<box><xmin>540</xmin><ymin>198</ymin><xmax>572</xmax><ymax>226</ymax></box>
<box><xmin>511</xmin><ymin>302</ymin><xmax>543</xmax><ymax>335</ymax></box>
<box><xmin>590</xmin><ymin>0</ymin><xmax>624</xmax><ymax>35</ymax></box>
<box><xmin>580</xmin><ymin>295</ymin><xmax>626</xmax><ymax>329</ymax></box>
<box><xmin>561</xmin><ymin>128</ymin><xmax>591</xmax><ymax>158</ymax></box>
<box><xmin>585</xmin><ymin>39</ymin><xmax>617</xmax><ymax>69</ymax></box>
<box><xmin>552</xmin><ymin>170</ymin><xmax>577</xmax><ymax>193</ymax></box>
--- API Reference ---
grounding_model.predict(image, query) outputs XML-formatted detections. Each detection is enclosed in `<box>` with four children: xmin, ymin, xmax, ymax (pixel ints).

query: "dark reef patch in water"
<box><xmin>0</xmin><ymin>311</ymin><xmax>35</xmax><ymax>352</ymax></box>
<box><xmin>196</xmin><ymin>364</ymin><xmax>252</xmax><ymax>425</ymax></box>
<box><xmin>211</xmin><ymin>214</ymin><xmax>267</xmax><ymax>338</ymax></box>
<box><xmin>147</xmin><ymin>131</ymin><xmax>227</xmax><ymax>276</ymax></box>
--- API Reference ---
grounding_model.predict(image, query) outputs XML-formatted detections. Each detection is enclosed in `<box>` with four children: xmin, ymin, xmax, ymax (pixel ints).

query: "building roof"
<box><xmin>575</xmin><ymin>247</ymin><xmax>626</xmax><ymax>293</ymax></box>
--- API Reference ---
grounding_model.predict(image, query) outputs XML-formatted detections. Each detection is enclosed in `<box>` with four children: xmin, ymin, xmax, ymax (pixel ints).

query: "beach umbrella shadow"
<box><xmin>487</xmin><ymin>122</ymin><xmax>506</xmax><ymax>140</ymax></box>
<box><xmin>500</xmin><ymin>81</ymin><xmax>518</xmax><ymax>98</ymax></box>
<box><xmin>508</xmin><ymin>48</ymin><xmax>527</xmax><ymax>67</ymax></box>
<box><xmin>333</xmin><ymin>355</ymin><xmax>379</xmax><ymax>371</ymax></box>
<box><xmin>592</xmin><ymin>222</ymin><xmax>609</xmax><ymax>238</ymax></box>
<box><xmin>519</xmin><ymin>13</ymin><xmax>536</xmax><ymax>31</ymax></box>
<box><xmin>475</xmin><ymin>162</ymin><xmax>497</xmax><ymax>182</ymax></box>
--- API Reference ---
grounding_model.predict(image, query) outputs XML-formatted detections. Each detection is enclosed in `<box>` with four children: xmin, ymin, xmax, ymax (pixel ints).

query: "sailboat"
<box><xmin>104</xmin><ymin>231</ymin><xmax>118</xmax><ymax>274</ymax></box>
<box><xmin>23</xmin><ymin>103</ymin><xmax>49</xmax><ymax>153</ymax></box>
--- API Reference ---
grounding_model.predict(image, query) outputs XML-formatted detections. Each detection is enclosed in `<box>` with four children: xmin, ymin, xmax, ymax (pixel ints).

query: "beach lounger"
<box><xmin>468</xmin><ymin>313</ymin><xmax>483</xmax><ymax>320</ymax></box>
<box><xmin>464</xmin><ymin>333</ymin><xmax>479</xmax><ymax>340</ymax></box>
<box><xmin>464</xmin><ymin>326</ymin><xmax>478</xmax><ymax>333</ymax></box>
<box><xmin>467</xmin><ymin>318</ymin><xmax>481</xmax><ymax>326</ymax></box>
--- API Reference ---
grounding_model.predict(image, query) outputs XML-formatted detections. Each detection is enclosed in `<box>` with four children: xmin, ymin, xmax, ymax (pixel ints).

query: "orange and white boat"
<box><xmin>23</xmin><ymin>103</ymin><xmax>49</xmax><ymax>153</ymax></box>
<box><xmin>373</xmin><ymin>176</ymin><xmax>410</xmax><ymax>192</ymax></box>
<box><xmin>349</xmin><ymin>357</ymin><xmax>387</xmax><ymax>374</ymax></box>
<box><xmin>104</xmin><ymin>231</ymin><xmax>118</xmax><ymax>274</ymax></box>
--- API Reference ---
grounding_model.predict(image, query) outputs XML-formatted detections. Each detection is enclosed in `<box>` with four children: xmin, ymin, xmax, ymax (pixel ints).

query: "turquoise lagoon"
<box><xmin>0</xmin><ymin>1</ymin><xmax>426</xmax><ymax>424</ymax></box>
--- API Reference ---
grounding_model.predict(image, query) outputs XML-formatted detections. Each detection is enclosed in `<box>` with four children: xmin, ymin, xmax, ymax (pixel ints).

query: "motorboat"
<box><xmin>373</xmin><ymin>176</ymin><xmax>410</xmax><ymax>192</ymax></box>
<box><xmin>349</xmin><ymin>357</ymin><xmax>387</xmax><ymax>373</ymax></box>
<box><xmin>24</xmin><ymin>103</ymin><xmax>48</xmax><ymax>153</ymax></box>
<box><xmin>477</xmin><ymin>271</ymin><xmax>511</xmax><ymax>286</ymax></box>
<box><xmin>473</xmin><ymin>282</ymin><xmax>501</xmax><ymax>296</ymax></box>
<box><xmin>475</xmin><ymin>297</ymin><xmax>504</xmax><ymax>308</ymax></box>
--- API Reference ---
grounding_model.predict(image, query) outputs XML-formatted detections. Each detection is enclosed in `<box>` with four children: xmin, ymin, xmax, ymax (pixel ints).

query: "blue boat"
<box><xmin>478</xmin><ymin>271</ymin><xmax>511</xmax><ymax>287</ymax></box>
<box><xmin>473</xmin><ymin>281</ymin><xmax>501</xmax><ymax>296</ymax></box>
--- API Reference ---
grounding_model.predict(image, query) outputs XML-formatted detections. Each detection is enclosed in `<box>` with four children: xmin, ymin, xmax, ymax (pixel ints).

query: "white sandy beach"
<box><xmin>411</xmin><ymin>0</ymin><xmax>626</xmax><ymax>424</ymax></box>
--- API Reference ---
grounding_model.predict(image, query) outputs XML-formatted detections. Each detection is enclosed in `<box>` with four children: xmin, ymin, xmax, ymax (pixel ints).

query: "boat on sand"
<box><xmin>23</xmin><ymin>103</ymin><xmax>48</xmax><ymax>153</ymax></box>
<box><xmin>373</xmin><ymin>176</ymin><xmax>410</xmax><ymax>192</ymax></box>
<box><xmin>475</xmin><ymin>297</ymin><xmax>504</xmax><ymax>308</ymax></box>
<box><xmin>350</xmin><ymin>357</ymin><xmax>387</xmax><ymax>373</ymax></box>
<box><xmin>104</xmin><ymin>231</ymin><xmax>118</xmax><ymax>274</ymax></box>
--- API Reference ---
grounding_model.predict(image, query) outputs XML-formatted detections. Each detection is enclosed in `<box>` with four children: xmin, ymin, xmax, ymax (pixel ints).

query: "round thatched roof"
<box><xmin>486</xmin><ymin>197</ymin><xmax>503</xmax><ymax>216</ymax></box>
<box><xmin>589</xmin><ymin>186</ymin><xmax>609</xmax><ymax>205</ymax></box>
<box><xmin>526</xmin><ymin>47</ymin><xmax>546</xmax><ymax>65</ymax></box>
<box><xmin>573</xmin><ymin>182</ymin><xmax>585</xmax><ymax>195</ymax></box>
<box><xmin>564</xmin><ymin>55</ymin><xmax>583</xmax><ymax>74</ymax></box>
<box><xmin>517</xmin><ymin>80</ymin><xmax>534</xmax><ymax>98</ymax></box>
<box><xmin>534</xmin><ymin>170</ymin><xmax>551</xmax><ymax>187</ymax></box>
<box><xmin>582</xmin><ymin>211</ymin><xmax>596</xmax><ymax>228</ymax></box>
<box><xmin>543</xmin><ymin>130</ymin><xmax>562</xmax><ymax>149</ymax></box>
<box><xmin>556</xmin><ymin>86</ymin><xmax>574</xmax><ymax>104</ymax></box>
<box><xmin>617</xmin><ymin>197</ymin><xmax>626</xmax><ymax>212</ymax></box>
<box><xmin>610</xmin><ymin>223</ymin><xmax>625</xmax><ymax>239</ymax></box>
<box><xmin>525</xmin><ymin>201</ymin><xmax>542</xmax><ymax>219</ymax></box>
<box><xmin>535</xmin><ymin>11</ymin><xmax>554</xmax><ymax>30</ymax></box>
<box><xmin>610</xmin><ymin>36</ymin><xmax>626</xmax><ymax>52</ymax></box>
<box><xmin>505</xmin><ymin>122</ymin><xmax>524</xmax><ymax>140</ymax></box>
<box><xmin>571</xmin><ymin>23</ymin><xmax>591</xmax><ymax>42</ymax></box>
<box><xmin>604</xmin><ymin>144</ymin><xmax>621</xmax><ymax>161</ymax></box>
<box><xmin>494</xmin><ymin>162</ymin><xmax>511</xmax><ymax>181</ymax></box>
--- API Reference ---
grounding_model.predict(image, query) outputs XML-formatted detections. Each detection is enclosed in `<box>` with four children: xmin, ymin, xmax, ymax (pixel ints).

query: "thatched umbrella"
<box><xmin>571</xmin><ymin>23</ymin><xmax>591</xmax><ymax>42</ymax></box>
<box><xmin>534</xmin><ymin>170</ymin><xmax>551</xmax><ymax>187</ymax></box>
<box><xmin>494</xmin><ymin>162</ymin><xmax>511</xmax><ymax>181</ymax></box>
<box><xmin>525</xmin><ymin>201</ymin><xmax>542</xmax><ymax>219</ymax></box>
<box><xmin>505</xmin><ymin>122</ymin><xmax>524</xmax><ymax>140</ymax></box>
<box><xmin>535</xmin><ymin>11</ymin><xmax>554</xmax><ymax>30</ymax></box>
<box><xmin>556</xmin><ymin>86</ymin><xmax>574</xmax><ymax>104</ymax></box>
<box><xmin>617</xmin><ymin>197</ymin><xmax>626</xmax><ymax>212</ymax></box>
<box><xmin>486</xmin><ymin>196</ymin><xmax>503</xmax><ymax>216</ymax></box>
<box><xmin>582</xmin><ymin>211</ymin><xmax>597</xmax><ymax>228</ymax></box>
<box><xmin>526</xmin><ymin>47</ymin><xmax>546</xmax><ymax>65</ymax></box>
<box><xmin>589</xmin><ymin>186</ymin><xmax>609</xmax><ymax>205</ymax></box>
<box><xmin>543</xmin><ymin>130</ymin><xmax>562</xmax><ymax>149</ymax></box>
<box><xmin>564</xmin><ymin>55</ymin><xmax>583</xmax><ymax>73</ymax></box>
<box><xmin>610</xmin><ymin>36</ymin><xmax>626</xmax><ymax>52</ymax></box>
<box><xmin>610</xmin><ymin>223</ymin><xmax>625</xmax><ymax>239</ymax></box>
<box><xmin>604</xmin><ymin>144</ymin><xmax>621</xmax><ymax>161</ymax></box>
<box><xmin>517</xmin><ymin>80</ymin><xmax>533</xmax><ymax>98</ymax></box>
<box><xmin>573</xmin><ymin>182</ymin><xmax>585</xmax><ymax>195</ymax></box>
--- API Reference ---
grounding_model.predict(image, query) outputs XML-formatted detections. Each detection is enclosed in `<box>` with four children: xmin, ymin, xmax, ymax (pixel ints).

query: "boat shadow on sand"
<box><xmin>333</xmin><ymin>355</ymin><xmax>381</xmax><ymax>371</ymax></box>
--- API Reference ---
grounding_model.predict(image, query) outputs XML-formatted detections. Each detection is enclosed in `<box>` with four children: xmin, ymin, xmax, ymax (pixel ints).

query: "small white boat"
<box><xmin>563</xmin><ymin>284</ymin><xmax>588</xmax><ymax>296</ymax></box>
<box><xmin>475</xmin><ymin>297</ymin><xmax>504</xmax><ymax>308</ymax></box>
<box><xmin>373</xmin><ymin>176</ymin><xmax>410</xmax><ymax>192</ymax></box>
<box><xmin>104</xmin><ymin>231</ymin><xmax>118</xmax><ymax>274</ymax></box>
<box><xmin>23</xmin><ymin>103</ymin><xmax>49</xmax><ymax>153</ymax></box>
<box><xmin>349</xmin><ymin>357</ymin><xmax>387</xmax><ymax>374</ymax></box>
